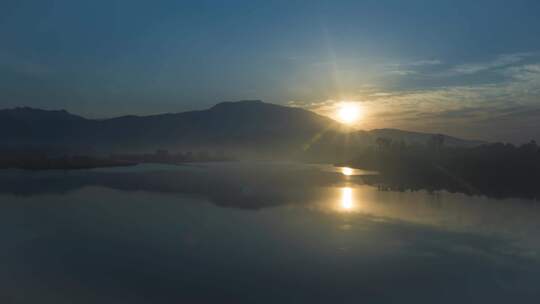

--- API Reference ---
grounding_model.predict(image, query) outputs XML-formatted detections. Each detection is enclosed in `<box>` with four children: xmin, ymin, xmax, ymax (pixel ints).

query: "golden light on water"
<box><xmin>341</xmin><ymin>187</ymin><xmax>354</xmax><ymax>210</ymax></box>
<box><xmin>337</xmin><ymin>102</ymin><xmax>361</xmax><ymax>124</ymax></box>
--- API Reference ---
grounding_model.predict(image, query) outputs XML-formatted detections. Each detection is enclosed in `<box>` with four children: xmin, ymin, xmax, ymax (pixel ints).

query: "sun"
<box><xmin>341</xmin><ymin>167</ymin><xmax>354</xmax><ymax>176</ymax></box>
<box><xmin>337</xmin><ymin>103</ymin><xmax>361</xmax><ymax>124</ymax></box>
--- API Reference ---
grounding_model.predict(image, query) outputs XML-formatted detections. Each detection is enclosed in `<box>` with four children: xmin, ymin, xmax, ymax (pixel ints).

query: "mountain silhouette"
<box><xmin>0</xmin><ymin>100</ymin><xmax>482</xmax><ymax>158</ymax></box>
<box><xmin>368</xmin><ymin>128</ymin><xmax>485</xmax><ymax>148</ymax></box>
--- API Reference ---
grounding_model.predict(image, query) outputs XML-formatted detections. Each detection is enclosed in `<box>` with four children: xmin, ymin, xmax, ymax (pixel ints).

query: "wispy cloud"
<box><xmin>408</xmin><ymin>59</ymin><xmax>443</xmax><ymax>66</ymax></box>
<box><xmin>386</xmin><ymin>70</ymin><xmax>417</xmax><ymax>76</ymax></box>
<box><xmin>382</xmin><ymin>58</ymin><xmax>442</xmax><ymax>76</ymax></box>
<box><xmin>505</xmin><ymin>63</ymin><xmax>540</xmax><ymax>81</ymax></box>
<box><xmin>446</xmin><ymin>53</ymin><xmax>532</xmax><ymax>76</ymax></box>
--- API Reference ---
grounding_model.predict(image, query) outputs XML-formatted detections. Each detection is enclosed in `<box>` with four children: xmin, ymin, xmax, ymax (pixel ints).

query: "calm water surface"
<box><xmin>1</xmin><ymin>162</ymin><xmax>540</xmax><ymax>303</ymax></box>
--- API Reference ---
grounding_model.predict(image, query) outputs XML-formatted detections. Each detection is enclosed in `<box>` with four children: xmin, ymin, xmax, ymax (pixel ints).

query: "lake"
<box><xmin>2</xmin><ymin>161</ymin><xmax>540</xmax><ymax>303</ymax></box>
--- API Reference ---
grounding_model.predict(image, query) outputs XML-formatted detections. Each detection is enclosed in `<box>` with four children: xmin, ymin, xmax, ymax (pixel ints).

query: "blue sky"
<box><xmin>1</xmin><ymin>0</ymin><xmax>540</xmax><ymax>142</ymax></box>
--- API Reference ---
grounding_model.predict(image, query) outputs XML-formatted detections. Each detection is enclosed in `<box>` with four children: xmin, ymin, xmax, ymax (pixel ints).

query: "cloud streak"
<box><xmin>444</xmin><ymin>53</ymin><xmax>533</xmax><ymax>76</ymax></box>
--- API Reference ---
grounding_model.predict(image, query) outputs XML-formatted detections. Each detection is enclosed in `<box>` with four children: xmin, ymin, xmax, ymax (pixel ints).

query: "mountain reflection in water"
<box><xmin>1</xmin><ymin>162</ymin><xmax>540</xmax><ymax>303</ymax></box>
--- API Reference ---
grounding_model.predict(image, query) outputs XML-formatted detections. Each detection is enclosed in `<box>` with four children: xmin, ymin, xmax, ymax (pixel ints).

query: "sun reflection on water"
<box><xmin>341</xmin><ymin>187</ymin><xmax>354</xmax><ymax>211</ymax></box>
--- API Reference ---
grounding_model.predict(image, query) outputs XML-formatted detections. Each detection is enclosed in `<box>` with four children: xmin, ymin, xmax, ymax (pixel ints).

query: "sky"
<box><xmin>1</xmin><ymin>0</ymin><xmax>540</xmax><ymax>142</ymax></box>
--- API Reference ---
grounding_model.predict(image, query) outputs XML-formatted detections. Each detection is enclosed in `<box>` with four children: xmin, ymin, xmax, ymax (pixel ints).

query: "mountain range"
<box><xmin>0</xmin><ymin>100</ymin><xmax>484</xmax><ymax>159</ymax></box>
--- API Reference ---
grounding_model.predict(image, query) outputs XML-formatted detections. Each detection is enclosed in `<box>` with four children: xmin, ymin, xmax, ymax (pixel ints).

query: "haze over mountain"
<box><xmin>0</xmin><ymin>100</ymin><xmax>483</xmax><ymax>158</ymax></box>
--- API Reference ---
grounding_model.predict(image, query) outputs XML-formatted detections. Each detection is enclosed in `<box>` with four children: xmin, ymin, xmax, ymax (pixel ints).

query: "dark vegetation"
<box><xmin>0</xmin><ymin>149</ymin><xmax>234</xmax><ymax>170</ymax></box>
<box><xmin>349</xmin><ymin>135</ymin><xmax>540</xmax><ymax>200</ymax></box>
<box><xmin>0</xmin><ymin>147</ymin><xmax>137</xmax><ymax>170</ymax></box>
<box><xmin>111</xmin><ymin>149</ymin><xmax>234</xmax><ymax>164</ymax></box>
<box><xmin>0</xmin><ymin>154</ymin><xmax>136</xmax><ymax>170</ymax></box>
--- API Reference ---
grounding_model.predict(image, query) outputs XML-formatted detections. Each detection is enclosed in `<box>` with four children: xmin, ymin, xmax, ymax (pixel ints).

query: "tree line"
<box><xmin>349</xmin><ymin>135</ymin><xmax>540</xmax><ymax>200</ymax></box>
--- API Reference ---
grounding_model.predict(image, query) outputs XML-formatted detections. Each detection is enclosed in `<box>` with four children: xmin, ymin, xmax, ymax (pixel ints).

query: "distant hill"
<box><xmin>0</xmin><ymin>101</ymin><xmax>484</xmax><ymax>159</ymax></box>
<box><xmin>0</xmin><ymin>107</ymin><xmax>88</xmax><ymax>147</ymax></box>
<box><xmin>368</xmin><ymin>128</ymin><xmax>486</xmax><ymax>148</ymax></box>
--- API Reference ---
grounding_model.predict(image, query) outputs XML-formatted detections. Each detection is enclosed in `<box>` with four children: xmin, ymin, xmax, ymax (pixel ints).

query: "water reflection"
<box><xmin>2</xmin><ymin>162</ymin><xmax>540</xmax><ymax>303</ymax></box>
<box><xmin>340</xmin><ymin>187</ymin><xmax>355</xmax><ymax>211</ymax></box>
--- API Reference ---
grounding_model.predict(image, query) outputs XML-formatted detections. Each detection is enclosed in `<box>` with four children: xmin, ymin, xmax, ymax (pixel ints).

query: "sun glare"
<box><xmin>341</xmin><ymin>167</ymin><xmax>354</xmax><ymax>176</ymax></box>
<box><xmin>337</xmin><ymin>103</ymin><xmax>361</xmax><ymax>124</ymax></box>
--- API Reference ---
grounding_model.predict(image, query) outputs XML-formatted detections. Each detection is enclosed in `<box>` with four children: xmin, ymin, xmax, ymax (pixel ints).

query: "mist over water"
<box><xmin>2</xmin><ymin>162</ymin><xmax>540</xmax><ymax>303</ymax></box>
